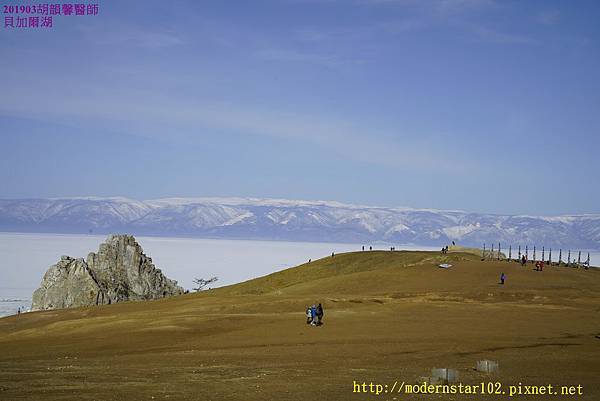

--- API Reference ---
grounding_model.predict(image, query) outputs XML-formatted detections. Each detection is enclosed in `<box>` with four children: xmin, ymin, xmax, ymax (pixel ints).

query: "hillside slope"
<box><xmin>0</xmin><ymin>251</ymin><xmax>599</xmax><ymax>401</ymax></box>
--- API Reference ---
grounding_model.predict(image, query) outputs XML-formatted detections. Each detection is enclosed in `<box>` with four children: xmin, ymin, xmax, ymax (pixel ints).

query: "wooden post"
<box><xmin>533</xmin><ymin>246</ymin><xmax>536</xmax><ymax>263</ymax></box>
<box><xmin>549</xmin><ymin>249</ymin><xmax>552</xmax><ymax>265</ymax></box>
<box><xmin>491</xmin><ymin>243</ymin><xmax>494</xmax><ymax>260</ymax></box>
<box><xmin>498</xmin><ymin>242</ymin><xmax>501</xmax><ymax>260</ymax></box>
<box><xmin>518</xmin><ymin>245</ymin><xmax>521</xmax><ymax>260</ymax></box>
<box><xmin>568</xmin><ymin>250</ymin><xmax>571</xmax><ymax>267</ymax></box>
<box><xmin>483</xmin><ymin>243</ymin><xmax>486</xmax><ymax>259</ymax></box>
<box><xmin>587</xmin><ymin>252</ymin><xmax>591</xmax><ymax>268</ymax></box>
<box><xmin>559</xmin><ymin>249</ymin><xmax>562</xmax><ymax>265</ymax></box>
<box><xmin>542</xmin><ymin>247</ymin><xmax>545</xmax><ymax>263</ymax></box>
<box><xmin>509</xmin><ymin>245</ymin><xmax>512</xmax><ymax>261</ymax></box>
<box><xmin>578</xmin><ymin>251</ymin><xmax>581</xmax><ymax>267</ymax></box>
<box><xmin>525</xmin><ymin>245</ymin><xmax>528</xmax><ymax>260</ymax></box>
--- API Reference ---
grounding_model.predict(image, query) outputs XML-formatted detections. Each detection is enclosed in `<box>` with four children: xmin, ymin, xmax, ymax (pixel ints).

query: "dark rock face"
<box><xmin>32</xmin><ymin>235</ymin><xmax>184</xmax><ymax>311</ymax></box>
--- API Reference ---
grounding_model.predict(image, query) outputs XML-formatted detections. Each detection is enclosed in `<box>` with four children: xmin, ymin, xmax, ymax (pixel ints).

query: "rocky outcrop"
<box><xmin>31</xmin><ymin>235</ymin><xmax>184</xmax><ymax>311</ymax></box>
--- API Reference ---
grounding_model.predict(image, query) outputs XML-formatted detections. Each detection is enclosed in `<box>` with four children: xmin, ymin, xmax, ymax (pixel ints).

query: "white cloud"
<box><xmin>536</xmin><ymin>9</ymin><xmax>560</xmax><ymax>26</ymax></box>
<box><xmin>471</xmin><ymin>25</ymin><xmax>538</xmax><ymax>45</ymax></box>
<box><xmin>0</xmin><ymin>79</ymin><xmax>469</xmax><ymax>174</ymax></box>
<box><xmin>77</xmin><ymin>23</ymin><xmax>185</xmax><ymax>49</ymax></box>
<box><xmin>254</xmin><ymin>48</ymin><xmax>362</xmax><ymax>67</ymax></box>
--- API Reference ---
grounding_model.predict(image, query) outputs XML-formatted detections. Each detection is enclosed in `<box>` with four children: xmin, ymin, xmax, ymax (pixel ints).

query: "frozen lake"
<box><xmin>1</xmin><ymin>232</ymin><xmax>597</xmax><ymax>318</ymax></box>
<box><xmin>0</xmin><ymin>233</ymin><xmax>438</xmax><ymax>317</ymax></box>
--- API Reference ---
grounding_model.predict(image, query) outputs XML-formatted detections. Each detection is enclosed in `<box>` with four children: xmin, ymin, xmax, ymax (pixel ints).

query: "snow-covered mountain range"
<box><xmin>1</xmin><ymin>197</ymin><xmax>599</xmax><ymax>250</ymax></box>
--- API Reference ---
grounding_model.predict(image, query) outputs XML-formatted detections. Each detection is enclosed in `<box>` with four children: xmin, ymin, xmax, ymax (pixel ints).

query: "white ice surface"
<box><xmin>1</xmin><ymin>232</ymin><xmax>597</xmax><ymax>318</ymax></box>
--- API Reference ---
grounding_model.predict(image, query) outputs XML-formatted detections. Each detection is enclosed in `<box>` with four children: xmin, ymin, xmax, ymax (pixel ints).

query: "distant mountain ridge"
<box><xmin>1</xmin><ymin>197</ymin><xmax>599</xmax><ymax>250</ymax></box>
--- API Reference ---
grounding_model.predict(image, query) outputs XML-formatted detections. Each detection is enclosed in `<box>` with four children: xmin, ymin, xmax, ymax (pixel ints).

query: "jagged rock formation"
<box><xmin>31</xmin><ymin>235</ymin><xmax>184</xmax><ymax>311</ymax></box>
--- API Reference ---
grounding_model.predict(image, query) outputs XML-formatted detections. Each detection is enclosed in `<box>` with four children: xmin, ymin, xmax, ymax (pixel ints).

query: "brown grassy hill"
<box><xmin>1</xmin><ymin>250</ymin><xmax>599</xmax><ymax>401</ymax></box>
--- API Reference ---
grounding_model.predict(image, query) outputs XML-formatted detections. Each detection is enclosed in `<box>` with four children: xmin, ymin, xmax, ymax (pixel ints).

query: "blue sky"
<box><xmin>1</xmin><ymin>0</ymin><xmax>599</xmax><ymax>215</ymax></box>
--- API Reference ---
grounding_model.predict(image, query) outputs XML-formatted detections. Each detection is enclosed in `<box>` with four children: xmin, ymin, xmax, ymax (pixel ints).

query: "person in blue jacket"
<box><xmin>316</xmin><ymin>303</ymin><xmax>324</xmax><ymax>325</ymax></box>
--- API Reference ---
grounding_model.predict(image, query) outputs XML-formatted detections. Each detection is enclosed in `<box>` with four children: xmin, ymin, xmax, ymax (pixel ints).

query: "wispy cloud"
<box><xmin>0</xmin><ymin>79</ymin><xmax>469</xmax><ymax>174</ymax></box>
<box><xmin>291</xmin><ymin>0</ymin><xmax>530</xmax><ymax>49</ymax></box>
<box><xmin>434</xmin><ymin>0</ymin><xmax>496</xmax><ymax>12</ymax></box>
<box><xmin>471</xmin><ymin>25</ymin><xmax>538</xmax><ymax>45</ymax></box>
<box><xmin>78</xmin><ymin>23</ymin><xmax>185</xmax><ymax>49</ymax></box>
<box><xmin>356</xmin><ymin>0</ymin><xmax>538</xmax><ymax>47</ymax></box>
<box><xmin>254</xmin><ymin>48</ymin><xmax>364</xmax><ymax>67</ymax></box>
<box><xmin>536</xmin><ymin>9</ymin><xmax>560</xmax><ymax>26</ymax></box>
<box><xmin>356</xmin><ymin>0</ymin><xmax>495</xmax><ymax>11</ymax></box>
<box><xmin>376</xmin><ymin>18</ymin><xmax>427</xmax><ymax>34</ymax></box>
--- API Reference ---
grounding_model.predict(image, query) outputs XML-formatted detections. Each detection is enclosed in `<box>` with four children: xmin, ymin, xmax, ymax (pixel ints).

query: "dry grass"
<box><xmin>0</xmin><ymin>251</ymin><xmax>599</xmax><ymax>401</ymax></box>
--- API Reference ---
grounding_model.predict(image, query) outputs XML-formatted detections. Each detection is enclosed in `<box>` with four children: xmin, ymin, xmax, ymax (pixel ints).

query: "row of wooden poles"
<box><xmin>483</xmin><ymin>243</ymin><xmax>591</xmax><ymax>267</ymax></box>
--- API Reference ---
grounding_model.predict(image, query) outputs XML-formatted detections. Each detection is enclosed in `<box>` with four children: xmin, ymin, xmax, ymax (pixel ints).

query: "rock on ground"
<box><xmin>31</xmin><ymin>234</ymin><xmax>184</xmax><ymax>311</ymax></box>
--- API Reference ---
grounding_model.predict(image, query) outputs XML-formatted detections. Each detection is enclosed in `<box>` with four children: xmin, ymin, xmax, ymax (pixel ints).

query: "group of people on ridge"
<box><xmin>441</xmin><ymin>241</ymin><xmax>455</xmax><ymax>254</ymax></box>
<box><xmin>306</xmin><ymin>303</ymin><xmax>324</xmax><ymax>326</ymax></box>
<box><xmin>521</xmin><ymin>254</ymin><xmax>545</xmax><ymax>271</ymax></box>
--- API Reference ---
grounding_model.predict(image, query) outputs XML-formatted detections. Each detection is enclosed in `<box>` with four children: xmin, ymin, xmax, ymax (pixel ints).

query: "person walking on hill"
<box><xmin>316</xmin><ymin>303</ymin><xmax>324</xmax><ymax>326</ymax></box>
<box><xmin>500</xmin><ymin>272</ymin><xmax>506</xmax><ymax>285</ymax></box>
<box><xmin>306</xmin><ymin>306</ymin><xmax>312</xmax><ymax>324</ymax></box>
<box><xmin>310</xmin><ymin>305</ymin><xmax>317</xmax><ymax>326</ymax></box>
<box><xmin>521</xmin><ymin>255</ymin><xmax>526</xmax><ymax>266</ymax></box>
